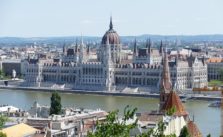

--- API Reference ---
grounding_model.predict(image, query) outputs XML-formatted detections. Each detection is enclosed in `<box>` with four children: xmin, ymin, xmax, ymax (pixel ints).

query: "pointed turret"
<box><xmin>159</xmin><ymin>46</ymin><xmax>172</xmax><ymax>110</ymax></box>
<box><xmin>159</xmin><ymin>40</ymin><xmax>163</xmax><ymax>55</ymax></box>
<box><xmin>109</xmin><ymin>16</ymin><xmax>113</xmax><ymax>30</ymax></box>
<box><xmin>79</xmin><ymin>35</ymin><xmax>84</xmax><ymax>63</ymax></box>
<box><xmin>63</xmin><ymin>42</ymin><xmax>66</xmax><ymax>55</ymax></box>
<box><xmin>146</xmin><ymin>38</ymin><xmax>151</xmax><ymax>54</ymax></box>
<box><xmin>87</xmin><ymin>44</ymin><xmax>90</xmax><ymax>55</ymax></box>
<box><xmin>161</xmin><ymin>46</ymin><xmax>172</xmax><ymax>92</ymax></box>
<box><xmin>133</xmin><ymin>38</ymin><xmax>138</xmax><ymax>56</ymax></box>
<box><xmin>75</xmin><ymin>38</ymin><xmax>78</xmax><ymax>53</ymax></box>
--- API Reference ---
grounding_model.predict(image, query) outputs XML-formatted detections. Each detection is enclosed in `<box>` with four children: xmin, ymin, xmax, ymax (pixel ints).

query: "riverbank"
<box><xmin>0</xmin><ymin>86</ymin><xmax>221</xmax><ymax>101</ymax></box>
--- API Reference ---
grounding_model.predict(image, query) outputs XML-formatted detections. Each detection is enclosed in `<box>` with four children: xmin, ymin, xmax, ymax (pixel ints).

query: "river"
<box><xmin>0</xmin><ymin>89</ymin><xmax>220</xmax><ymax>136</ymax></box>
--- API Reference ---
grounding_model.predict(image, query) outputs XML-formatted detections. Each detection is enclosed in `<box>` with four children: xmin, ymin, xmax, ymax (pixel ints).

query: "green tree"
<box><xmin>50</xmin><ymin>91</ymin><xmax>62</xmax><ymax>115</ymax></box>
<box><xmin>206</xmin><ymin>134</ymin><xmax>211</xmax><ymax>137</ymax></box>
<box><xmin>87</xmin><ymin>106</ymin><xmax>176</xmax><ymax>137</ymax></box>
<box><xmin>0</xmin><ymin>132</ymin><xmax>7</xmax><ymax>137</ymax></box>
<box><xmin>0</xmin><ymin>69</ymin><xmax>4</xmax><ymax>80</ymax></box>
<box><xmin>87</xmin><ymin>105</ymin><xmax>138</xmax><ymax>137</ymax></box>
<box><xmin>0</xmin><ymin>115</ymin><xmax>8</xmax><ymax>129</ymax></box>
<box><xmin>166</xmin><ymin>106</ymin><xmax>176</xmax><ymax>116</ymax></box>
<box><xmin>179</xmin><ymin>126</ymin><xmax>190</xmax><ymax>137</ymax></box>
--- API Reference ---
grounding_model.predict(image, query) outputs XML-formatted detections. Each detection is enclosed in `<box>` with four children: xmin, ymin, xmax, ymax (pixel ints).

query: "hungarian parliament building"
<box><xmin>22</xmin><ymin>18</ymin><xmax>208</xmax><ymax>92</ymax></box>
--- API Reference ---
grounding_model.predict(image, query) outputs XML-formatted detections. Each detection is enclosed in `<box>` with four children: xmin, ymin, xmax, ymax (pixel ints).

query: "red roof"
<box><xmin>187</xmin><ymin>121</ymin><xmax>202</xmax><ymax>137</ymax></box>
<box><xmin>162</xmin><ymin>91</ymin><xmax>188</xmax><ymax>116</ymax></box>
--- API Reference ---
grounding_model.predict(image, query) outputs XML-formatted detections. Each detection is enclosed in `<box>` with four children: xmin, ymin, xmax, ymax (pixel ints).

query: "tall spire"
<box><xmin>75</xmin><ymin>38</ymin><xmax>78</xmax><ymax>53</ymax></box>
<box><xmin>63</xmin><ymin>41</ymin><xmax>66</xmax><ymax>54</ymax></box>
<box><xmin>161</xmin><ymin>45</ymin><xmax>172</xmax><ymax>93</ymax></box>
<box><xmin>159</xmin><ymin>45</ymin><xmax>172</xmax><ymax>111</ymax></box>
<box><xmin>159</xmin><ymin>40</ymin><xmax>163</xmax><ymax>54</ymax></box>
<box><xmin>109</xmin><ymin>16</ymin><xmax>113</xmax><ymax>30</ymax></box>
<box><xmin>146</xmin><ymin>38</ymin><xmax>151</xmax><ymax>54</ymax></box>
<box><xmin>133</xmin><ymin>38</ymin><xmax>137</xmax><ymax>56</ymax></box>
<box><xmin>87</xmin><ymin>44</ymin><xmax>90</xmax><ymax>54</ymax></box>
<box><xmin>79</xmin><ymin>35</ymin><xmax>84</xmax><ymax>63</ymax></box>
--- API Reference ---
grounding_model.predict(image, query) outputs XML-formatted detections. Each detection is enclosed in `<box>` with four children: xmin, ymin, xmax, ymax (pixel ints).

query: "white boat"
<box><xmin>208</xmin><ymin>101</ymin><xmax>221</xmax><ymax>107</ymax></box>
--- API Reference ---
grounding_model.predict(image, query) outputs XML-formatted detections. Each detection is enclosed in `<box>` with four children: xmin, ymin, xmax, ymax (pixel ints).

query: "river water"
<box><xmin>0</xmin><ymin>89</ymin><xmax>220</xmax><ymax>136</ymax></box>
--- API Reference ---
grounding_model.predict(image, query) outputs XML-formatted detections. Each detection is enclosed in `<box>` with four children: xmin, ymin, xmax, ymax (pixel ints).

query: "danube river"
<box><xmin>0</xmin><ymin>89</ymin><xmax>220</xmax><ymax>136</ymax></box>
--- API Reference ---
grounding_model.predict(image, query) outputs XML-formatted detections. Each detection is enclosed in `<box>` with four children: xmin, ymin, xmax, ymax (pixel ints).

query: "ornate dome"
<box><xmin>101</xmin><ymin>17</ymin><xmax>121</xmax><ymax>45</ymax></box>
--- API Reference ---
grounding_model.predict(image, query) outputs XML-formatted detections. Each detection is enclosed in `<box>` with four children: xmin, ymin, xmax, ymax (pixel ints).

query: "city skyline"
<box><xmin>1</xmin><ymin>0</ymin><xmax>223</xmax><ymax>37</ymax></box>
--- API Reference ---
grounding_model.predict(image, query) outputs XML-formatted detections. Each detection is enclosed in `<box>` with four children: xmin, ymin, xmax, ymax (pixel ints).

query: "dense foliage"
<box><xmin>0</xmin><ymin>115</ymin><xmax>8</xmax><ymax>137</ymax></box>
<box><xmin>50</xmin><ymin>91</ymin><xmax>62</xmax><ymax>115</ymax></box>
<box><xmin>0</xmin><ymin>69</ymin><xmax>4</xmax><ymax>80</ymax></box>
<box><xmin>0</xmin><ymin>115</ymin><xmax>8</xmax><ymax>129</ymax></box>
<box><xmin>0</xmin><ymin>132</ymin><xmax>7</xmax><ymax>137</ymax></box>
<box><xmin>87</xmin><ymin>106</ymin><xmax>177</xmax><ymax>137</ymax></box>
<box><xmin>179</xmin><ymin>126</ymin><xmax>189</xmax><ymax>137</ymax></box>
<box><xmin>88</xmin><ymin>105</ymin><xmax>137</xmax><ymax>137</ymax></box>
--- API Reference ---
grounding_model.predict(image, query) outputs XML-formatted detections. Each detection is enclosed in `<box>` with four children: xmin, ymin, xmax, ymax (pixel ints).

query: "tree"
<box><xmin>50</xmin><ymin>91</ymin><xmax>62</xmax><ymax>115</ymax></box>
<box><xmin>0</xmin><ymin>115</ymin><xmax>8</xmax><ymax>129</ymax></box>
<box><xmin>166</xmin><ymin>106</ymin><xmax>176</xmax><ymax>116</ymax></box>
<box><xmin>207</xmin><ymin>134</ymin><xmax>211</xmax><ymax>137</ymax></box>
<box><xmin>0</xmin><ymin>69</ymin><xmax>4</xmax><ymax>80</ymax></box>
<box><xmin>87</xmin><ymin>105</ymin><xmax>138</xmax><ymax>137</ymax></box>
<box><xmin>179</xmin><ymin>126</ymin><xmax>190</xmax><ymax>137</ymax></box>
<box><xmin>0</xmin><ymin>132</ymin><xmax>7</xmax><ymax>137</ymax></box>
<box><xmin>87</xmin><ymin>106</ymin><xmax>176</xmax><ymax>137</ymax></box>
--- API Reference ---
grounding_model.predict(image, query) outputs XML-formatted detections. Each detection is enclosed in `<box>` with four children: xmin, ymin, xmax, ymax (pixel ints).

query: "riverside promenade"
<box><xmin>0</xmin><ymin>85</ymin><xmax>221</xmax><ymax>101</ymax></box>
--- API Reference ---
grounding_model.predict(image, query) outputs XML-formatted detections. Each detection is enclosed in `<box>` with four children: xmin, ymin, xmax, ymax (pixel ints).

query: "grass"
<box><xmin>208</xmin><ymin>80</ymin><xmax>223</xmax><ymax>86</ymax></box>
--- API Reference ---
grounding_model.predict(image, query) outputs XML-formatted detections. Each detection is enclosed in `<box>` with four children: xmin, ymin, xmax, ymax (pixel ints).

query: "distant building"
<box><xmin>136</xmin><ymin>52</ymin><xmax>202</xmax><ymax>136</ymax></box>
<box><xmin>22</xmin><ymin>17</ymin><xmax>208</xmax><ymax>91</ymax></box>
<box><xmin>26</xmin><ymin>102</ymin><xmax>108</xmax><ymax>137</ymax></box>
<box><xmin>1</xmin><ymin>123</ymin><xmax>39</xmax><ymax>137</ymax></box>
<box><xmin>207</xmin><ymin>57</ymin><xmax>223</xmax><ymax>81</ymax></box>
<box><xmin>0</xmin><ymin>59</ymin><xmax>21</xmax><ymax>77</ymax></box>
<box><xmin>133</xmin><ymin>38</ymin><xmax>162</xmax><ymax>64</ymax></box>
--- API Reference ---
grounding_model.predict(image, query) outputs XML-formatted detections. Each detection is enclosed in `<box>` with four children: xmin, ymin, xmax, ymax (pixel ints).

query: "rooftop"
<box><xmin>207</xmin><ymin>57</ymin><xmax>223</xmax><ymax>63</ymax></box>
<box><xmin>1</xmin><ymin>123</ymin><xmax>39</xmax><ymax>137</ymax></box>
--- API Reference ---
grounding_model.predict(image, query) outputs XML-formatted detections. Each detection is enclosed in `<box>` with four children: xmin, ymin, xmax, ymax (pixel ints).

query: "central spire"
<box><xmin>159</xmin><ymin>44</ymin><xmax>172</xmax><ymax>111</ymax></box>
<box><xmin>109</xmin><ymin>16</ymin><xmax>113</xmax><ymax>30</ymax></box>
<box><xmin>161</xmin><ymin>46</ymin><xmax>172</xmax><ymax>93</ymax></box>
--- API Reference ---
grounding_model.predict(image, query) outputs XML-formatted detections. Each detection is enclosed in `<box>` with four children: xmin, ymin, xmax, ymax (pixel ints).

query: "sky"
<box><xmin>0</xmin><ymin>0</ymin><xmax>223</xmax><ymax>37</ymax></box>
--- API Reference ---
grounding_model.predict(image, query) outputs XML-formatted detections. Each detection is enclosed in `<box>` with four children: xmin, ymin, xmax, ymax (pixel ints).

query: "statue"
<box><xmin>12</xmin><ymin>69</ymin><xmax>16</xmax><ymax>80</ymax></box>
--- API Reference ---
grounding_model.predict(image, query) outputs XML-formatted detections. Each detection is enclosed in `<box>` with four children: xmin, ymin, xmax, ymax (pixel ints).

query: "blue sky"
<box><xmin>0</xmin><ymin>0</ymin><xmax>223</xmax><ymax>37</ymax></box>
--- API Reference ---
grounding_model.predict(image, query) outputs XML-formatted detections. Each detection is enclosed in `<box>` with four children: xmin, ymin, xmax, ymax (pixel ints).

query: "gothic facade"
<box><xmin>22</xmin><ymin>18</ymin><xmax>208</xmax><ymax>91</ymax></box>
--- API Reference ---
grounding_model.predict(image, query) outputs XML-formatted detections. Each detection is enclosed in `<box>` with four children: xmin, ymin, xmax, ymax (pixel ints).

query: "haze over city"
<box><xmin>1</xmin><ymin>0</ymin><xmax>223</xmax><ymax>37</ymax></box>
